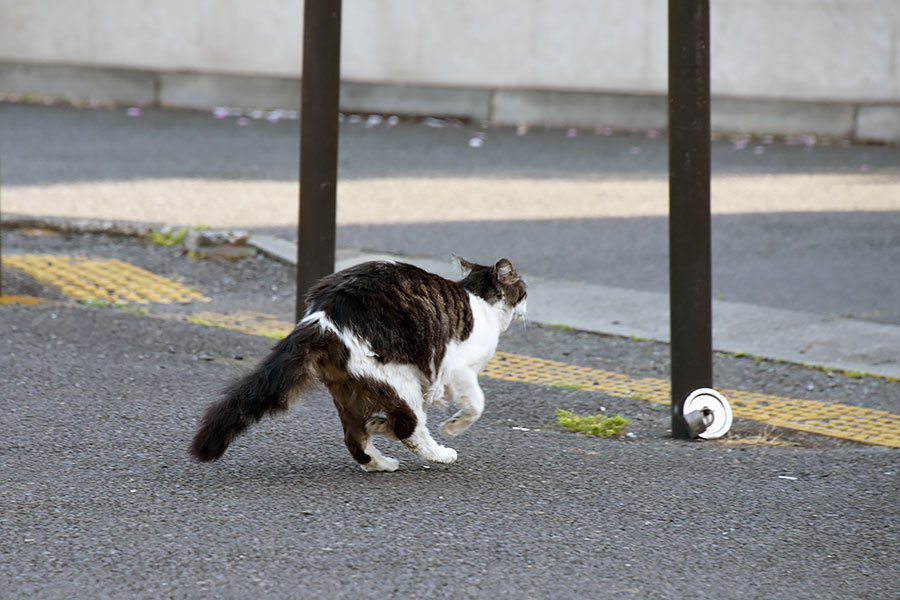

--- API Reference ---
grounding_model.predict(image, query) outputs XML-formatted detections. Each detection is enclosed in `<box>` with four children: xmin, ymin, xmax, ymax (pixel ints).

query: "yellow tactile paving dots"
<box><xmin>2</xmin><ymin>254</ymin><xmax>210</xmax><ymax>305</ymax></box>
<box><xmin>142</xmin><ymin>311</ymin><xmax>900</xmax><ymax>449</ymax></box>
<box><xmin>0</xmin><ymin>295</ymin><xmax>47</xmax><ymax>306</ymax></box>
<box><xmin>4</xmin><ymin>252</ymin><xmax>898</xmax><ymax>448</ymax></box>
<box><xmin>138</xmin><ymin>312</ymin><xmax>900</xmax><ymax>448</ymax></box>
<box><xmin>179</xmin><ymin>311</ymin><xmax>293</xmax><ymax>339</ymax></box>
<box><xmin>485</xmin><ymin>352</ymin><xmax>900</xmax><ymax>448</ymax></box>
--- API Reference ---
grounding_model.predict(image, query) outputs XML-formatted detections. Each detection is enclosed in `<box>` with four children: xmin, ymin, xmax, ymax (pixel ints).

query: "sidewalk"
<box><xmin>3</xmin><ymin>101</ymin><xmax>900</xmax><ymax>377</ymax></box>
<box><xmin>3</xmin><ymin>101</ymin><xmax>900</xmax><ymax>328</ymax></box>
<box><xmin>7</xmin><ymin>218</ymin><xmax>900</xmax><ymax>379</ymax></box>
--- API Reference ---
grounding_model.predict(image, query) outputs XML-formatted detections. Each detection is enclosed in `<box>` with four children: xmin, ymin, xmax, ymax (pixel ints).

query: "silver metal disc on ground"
<box><xmin>683</xmin><ymin>388</ymin><xmax>733</xmax><ymax>439</ymax></box>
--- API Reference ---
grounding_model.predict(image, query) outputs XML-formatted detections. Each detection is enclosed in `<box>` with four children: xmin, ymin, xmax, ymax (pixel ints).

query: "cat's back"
<box><xmin>305</xmin><ymin>261</ymin><xmax>474</xmax><ymax>374</ymax></box>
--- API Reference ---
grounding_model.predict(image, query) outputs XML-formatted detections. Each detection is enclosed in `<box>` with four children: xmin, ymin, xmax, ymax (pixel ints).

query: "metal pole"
<box><xmin>296</xmin><ymin>0</ymin><xmax>342</xmax><ymax>320</ymax></box>
<box><xmin>668</xmin><ymin>0</ymin><xmax>712</xmax><ymax>438</ymax></box>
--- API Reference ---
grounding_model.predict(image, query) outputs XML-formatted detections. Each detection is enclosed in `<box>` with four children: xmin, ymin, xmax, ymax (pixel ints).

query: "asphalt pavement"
<box><xmin>2</xmin><ymin>231</ymin><xmax>899</xmax><ymax>599</ymax></box>
<box><xmin>1</xmin><ymin>101</ymin><xmax>899</xmax><ymax>598</ymax></box>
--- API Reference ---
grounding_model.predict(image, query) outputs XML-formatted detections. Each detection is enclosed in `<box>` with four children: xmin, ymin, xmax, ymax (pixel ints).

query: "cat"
<box><xmin>189</xmin><ymin>256</ymin><xmax>527</xmax><ymax>472</ymax></box>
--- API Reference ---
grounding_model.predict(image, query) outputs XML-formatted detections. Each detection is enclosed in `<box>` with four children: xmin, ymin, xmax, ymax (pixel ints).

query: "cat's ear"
<box><xmin>493</xmin><ymin>258</ymin><xmax>520</xmax><ymax>285</ymax></box>
<box><xmin>452</xmin><ymin>254</ymin><xmax>478</xmax><ymax>276</ymax></box>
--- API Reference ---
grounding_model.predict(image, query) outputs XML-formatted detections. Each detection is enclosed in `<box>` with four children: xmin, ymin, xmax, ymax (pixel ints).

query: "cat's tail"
<box><xmin>188</xmin><ymin>321</ymin><xmax>327</xmax><ymax>462</ymax></box>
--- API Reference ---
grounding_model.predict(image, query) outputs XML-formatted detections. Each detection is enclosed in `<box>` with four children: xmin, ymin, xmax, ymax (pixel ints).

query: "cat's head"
<box><xmin>455</xmin><ymin>256</ymin><xmax>527</xmax><ymax>320</ymax></box>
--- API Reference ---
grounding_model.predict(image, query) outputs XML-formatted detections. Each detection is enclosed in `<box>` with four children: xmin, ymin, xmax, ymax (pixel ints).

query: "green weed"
<box><xmin>255</xmin><ymin>329</ymin><xmax>287</xmax><ymax>339</ymax></box>
<box><xmin>559</xmin><ymin>383</ymin><xmax>585</xmax><ymax>390</ymax></box>
<box><xmin>543</xmin><ymin>323</ymin><xmax>575</xmax><ymax>332</ymax></box>
<box><xmin>81</xmin><ymin>298</ymin><xmax>125</xmax><ymax>310</ymax></box>
<box><xmin>555</xmin><ymin>409</ymin><xmax>630</xmax><ymax>438</ymax></box>
<box><xmin>80</xmin><ymin>299</ymin><xmax>148</xmax><ymax>316</ymax></box>
<box><xmin>186</xmin><ymin>315</ymin><xmax>218</xmax><ymax>327</ymax></box>
<box><xmin>148</xmin><ymin>228</ymin><xmax>188</xmax><ymax>247</ymax></box>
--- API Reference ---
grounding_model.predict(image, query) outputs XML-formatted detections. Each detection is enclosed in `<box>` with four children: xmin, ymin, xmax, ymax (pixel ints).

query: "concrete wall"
<box><xmin>2</xmin><ymin>0</ymin><xmax>899</xmax><ymax>140</ymax></box>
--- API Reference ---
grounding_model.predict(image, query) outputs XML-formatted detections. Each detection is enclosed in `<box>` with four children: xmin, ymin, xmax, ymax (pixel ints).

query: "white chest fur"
<box><xmin>441</xmin><ymin>293</ymin><xmax>511</xmax><ymax>375</ymax></box>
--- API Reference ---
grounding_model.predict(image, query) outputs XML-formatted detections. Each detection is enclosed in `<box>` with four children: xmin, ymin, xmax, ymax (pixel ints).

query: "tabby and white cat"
<box><xmin>189</xmin><ymin>257</ymin><xmax>527</xmax><ymax>471</ymax></box>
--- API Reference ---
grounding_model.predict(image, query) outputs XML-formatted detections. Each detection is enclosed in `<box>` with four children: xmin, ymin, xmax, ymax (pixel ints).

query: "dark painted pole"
<box><xmin>296</xmin><ymin>0</ymin><xmax>342</xmax><ymax>320</ymax></box>
<box><xmin>668</xmin><ymin>0</ymin><xmax>712</xmax><ymax>438</ymax></box>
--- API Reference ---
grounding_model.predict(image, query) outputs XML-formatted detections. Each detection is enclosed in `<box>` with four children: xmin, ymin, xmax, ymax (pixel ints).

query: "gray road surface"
<box><xmin>2</xmin><ymin>103</ymin><xmax>899</xmax><ymax>598</ymax></box>
<box><xmin>2</xmin><ymin>300</ymin><xmax>898</xmax><ymax>600</ymax></box>
<box><xmin>2</xmin><ymin>234</ymin><xmax>899</xmax><ymax>599</ymax></box>
<box><xmin>2</xmin><ymin>102</ymin><xmax>899</xmax><ymax>324</ymax></box>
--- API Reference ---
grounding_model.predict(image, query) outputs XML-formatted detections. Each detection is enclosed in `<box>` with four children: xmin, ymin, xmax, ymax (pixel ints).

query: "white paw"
<box><xmin>360</xmin><ymin>456</ymin><xmax>400</xmax><ymax>473</ymax></box>
<box><xmin>431</xmin><ymin>446</ymin><xmax>458</xmax><ymax>464</ymax></box>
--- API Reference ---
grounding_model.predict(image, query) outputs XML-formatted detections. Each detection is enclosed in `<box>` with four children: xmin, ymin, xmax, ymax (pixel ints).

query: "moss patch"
<box><xmin>555</xmin><ymin>409</ymin><xmax>630</xmax><ymax>438</ymax></box>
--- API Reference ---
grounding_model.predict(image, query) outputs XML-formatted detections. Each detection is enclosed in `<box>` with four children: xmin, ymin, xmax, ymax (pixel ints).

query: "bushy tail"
<box><xmin>189</xmin><ymin>322</ymin><xmax>325</xmax><ymax>461</ymax></box>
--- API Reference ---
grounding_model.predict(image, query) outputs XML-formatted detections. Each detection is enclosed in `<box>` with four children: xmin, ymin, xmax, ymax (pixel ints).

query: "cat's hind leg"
<box><xmin>401</xmin><ymin>407</ymin><xmax>458</xmax><ymax>464</ymax></box>
<box><xmin>365</xmin><ymin>377</ymin><xmax>457</xmax><ymax>465</ymax></box>
<box><xmin>364</xmin><ymin>415</ymin><xmax>398</xmax><ymax>440</ymax></box>
<box><xmin>439</xmin><ymin>367</ymin><xmax>485</xmax><ymax>438</ymax></box>
<box><xmin>365</xmin><ymin>410</ymin><xmax>459</xmax><ymax>462</ymax></box>
<box><xmin>328</xmin><ymin>381</ymin><xmax>399</xmax><ymax>472</ymax></box>
<box><xmin>395</xmin><ymin>403</ymin><xmax>457</xmax><ymax>464</ymax></box>
<box><xmin>359</xmin><ymin>438</ymin><xmax>399</xmax><ymax>473</ymax></box>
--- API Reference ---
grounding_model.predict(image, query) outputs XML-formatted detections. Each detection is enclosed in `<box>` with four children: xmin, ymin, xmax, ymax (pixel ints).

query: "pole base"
<box><xmin>683</xmin><ymin>388</ymin><xmax>733</xmax><ymax>439</ymax></box>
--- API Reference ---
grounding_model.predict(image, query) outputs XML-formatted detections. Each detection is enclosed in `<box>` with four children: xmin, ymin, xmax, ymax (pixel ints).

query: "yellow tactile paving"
<box><xmin>0</xmin><ymin>295</ymin><xmax>47</xmax><ymax>306</ymax></box>
<box><xmin>148</xmin><ymin>312</ymin><xmax>900</xmax><ymax>448</ymax></box>
<box><xmin>181</xmin><ymin>311</ymin><xmax>293</xmax><ymax>339</ymax></box>
<box><xmin>154</xmin><ymin>312</ymin><xmax>900</xmax><ymax>448</ymax></box>
<box><xmin>2</xmin><ymin>254</ymin><xmax>210</xmax><ymax>305</ymax></box>
<box><xmin>4</xmin><ymin>271</ymin><xmax>897</xmax><ymax>448</ymax></box>
<box><xmin>484</xmin><ymin>351</ymin><xmax>900</xmax><ymax>448</ymax></box>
